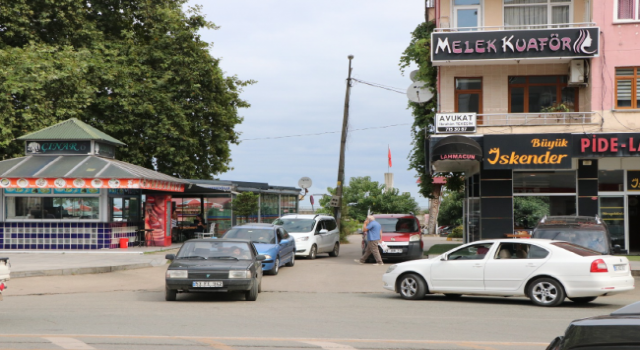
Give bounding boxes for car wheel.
[569,297,597,304]
[528,278,565,307]
[245,280,258,301]
[165,288,177,302]
[398,273,427,300]
[267,257,280,275]
[328,242,340,257]
[444,294,462,299]
[285,254,295,267]
[308,245,317,259]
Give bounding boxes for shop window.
[514,196,576,229]
[172,197,202,227]
[615,0,640,21]
[513,171,577,194]
[260,194,280,223]
[280,195,298,215]
[454,0,482,30]
[204,195,232,236]
[6,196,99,220]
[504,0,572,29]
[110,197,140,222]
[615,67,640,109]
[599,196,625,248]
[598,170,624,192]
[455,78,483,123]
[508,76,578,113]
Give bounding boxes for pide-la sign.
[431,27,599,64]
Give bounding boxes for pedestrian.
[355,215,384,265]
[171,210,179,242]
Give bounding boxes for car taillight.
[0,283,4,291]
[590,259,608,273]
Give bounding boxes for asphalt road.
[1,236,638,350]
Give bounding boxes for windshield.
[224,228,276,244]
[272,218,315,233]
[535,229,608,254]
[377,218,418,233]
[177,241,252,259]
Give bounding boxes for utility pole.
[334,55,354,226]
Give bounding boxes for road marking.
[43,337,96,350]
[301,341,357,349]
[193,338,237,350]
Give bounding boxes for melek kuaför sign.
[431,27,599,63]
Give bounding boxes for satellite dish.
[409,70,419,82]
[298,177,312,189]
[407,82,433,103]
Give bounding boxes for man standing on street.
[355,215,384,265]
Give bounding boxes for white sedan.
[382,239,635,307]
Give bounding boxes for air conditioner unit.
[568,60,586,86]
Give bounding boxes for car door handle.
[526,263,538,267]
[473,264,483,268]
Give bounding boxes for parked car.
[532,216,627,255]
[164,239,264,301]
[0,257,9,301]
[546,301,640,349]
[222,223,295,275]
[382,238,634,307]
[272,214,340,259]
[362,214,423,262]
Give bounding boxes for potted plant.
[540,103,570,123]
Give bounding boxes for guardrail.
[434,22,596,32]
[477,112,596,126]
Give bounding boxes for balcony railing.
[477,112,596,126]
[435,22,596,32]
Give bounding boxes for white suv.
[273,214,340,259]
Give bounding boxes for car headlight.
[166,270,188,278]
[386,265,398,274]
[263,254,272,260]
[295,236,309,242]
[229,270,251,279]
[409,234,420,242]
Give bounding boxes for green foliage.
[0,1,252,177]
[339,218,360,243]
[231,192,259,221]
[437,190,464,226]
[541,103,570,113]
[399,21,464,198]
[449,226,463,238]
[514,197,550,229]
[318,176,420,222]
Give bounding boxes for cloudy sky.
[188,1,428,208]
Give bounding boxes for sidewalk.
[0,244,181,278]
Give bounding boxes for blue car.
[222,223,296,275]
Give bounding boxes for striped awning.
[0,155,187,192]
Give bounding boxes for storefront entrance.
[628,196,640,253]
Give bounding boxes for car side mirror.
[165,254,175,260]
[440,255,448,261]
[256,255,266,261]
[280,239,289,245]
[547,336,563,350]
[318,229,329,235]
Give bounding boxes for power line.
[352,78,406,94]
[239,123,411,141]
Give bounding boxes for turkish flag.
[388,147,392,168]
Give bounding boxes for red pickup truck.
[361,214,424,262]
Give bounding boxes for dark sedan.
[165,239,265,301]
[546,301,640,350]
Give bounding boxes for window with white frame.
[454,0,482,30]
[504,0,572,28]
[616,0,640,21]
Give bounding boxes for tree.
[514,197,550,229]
[231,192,259,223]
[399,21,465,235]
[0,1,252,178]
[437,190,464,227]
[318,176,420,222]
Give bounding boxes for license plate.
[614,264,627,271]
[387,249,403,254]
[192,281,223,288]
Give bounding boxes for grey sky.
[188,1,428,207]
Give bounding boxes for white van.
[273,214,340,259]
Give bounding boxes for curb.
[10,261,166,279]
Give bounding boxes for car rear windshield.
[534,229,608,254]
[551,242,602,256]
[377,218,418,233]
[272,218,315,233]
[223,228,275,244]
